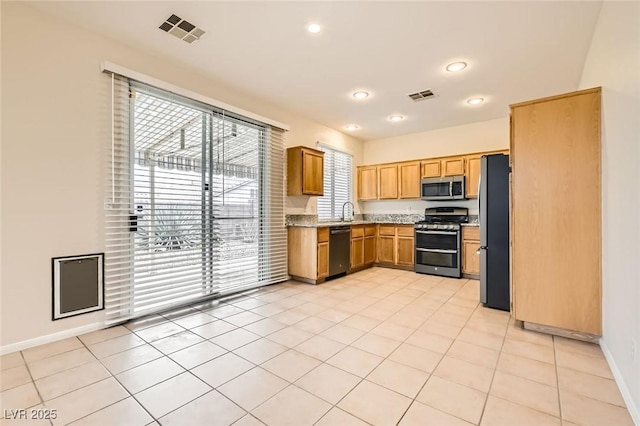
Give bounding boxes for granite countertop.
[461,223,480,227]
[288,220,416,228]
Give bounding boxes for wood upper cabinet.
[421,157,465,178]
[511,87,601,336]
[287,146,324,196]
[461,226,480,275]
[421,160,441,178]
[465,155,482,198]
[398,162,421,199]
[378,164,398,199]
[357,166,378,200]
[442,157,465,176]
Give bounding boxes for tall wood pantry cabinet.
[511,87,602,338]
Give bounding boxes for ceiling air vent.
[408,89,436,102]
[159,14,206,44]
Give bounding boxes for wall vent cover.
[408,89,436,102]
[159,14,205,44]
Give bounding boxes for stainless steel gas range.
[414,207,469,278]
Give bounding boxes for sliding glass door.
[130,89,262,315]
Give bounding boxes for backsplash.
[362,213,423,223]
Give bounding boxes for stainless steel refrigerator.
[479,154,510,311]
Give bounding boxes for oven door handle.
[416,248,457,254]
[415,230,458,235]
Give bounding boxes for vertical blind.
[104,74,287,323]
[317,145,353,220]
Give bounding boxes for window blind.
[104,74,287,324]
[317,145,353,220]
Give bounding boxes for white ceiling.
[27,1,602,141]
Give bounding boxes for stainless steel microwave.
[421,176,466,200]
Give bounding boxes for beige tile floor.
[0,268,634,426]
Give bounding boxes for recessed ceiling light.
[345,124,359,131]
[466,97,484,105]
[307,23,321,33]
[389,115,405,122]
[446,61,468,72]
[353,91,369,99]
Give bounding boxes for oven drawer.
[415,230,458,251]
[416,248,459,269]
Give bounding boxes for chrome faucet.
[341,201,355,222]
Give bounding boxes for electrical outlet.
[632,338,638,362]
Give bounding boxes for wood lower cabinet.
[377,236,395,264]
[288,223,414,282]
[378,165,398,199]
[398,162,421,199]
[317,242,329,279]
[287,146,324,196]
[462,226,480,275]
[377,225,414,268]
[364,236,376,265]
[358,166,378,200]
[288,227,330,283]
[396,236,415,266]
[350,225,365,270]
[511,87,602,336]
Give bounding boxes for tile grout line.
[76,333,158,425]
[552,335,564,422]
[15,349,53,426]
[474,309,510,426]
[396,279,493,426]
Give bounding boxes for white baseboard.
[0,322,107,355]
[600,338,640,425]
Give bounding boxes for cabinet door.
[358,166,378,200]
[351,237,364,269]
[302,150,324,195]
[317,242,329,278]
[465,155,482,198]
[442,157,465,176]
[462,240,480,274]
[364,236,376,265]
[421,160,441,178]
[398,162,421,199]
[378,236,395,264]
[378,164,398,199]
[396,236,415,266]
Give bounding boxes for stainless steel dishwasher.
[329,225,351,278]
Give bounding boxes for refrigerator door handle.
[477,173,482,226]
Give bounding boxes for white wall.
[578,1,640,420]
[363,117,509,165]
[0,2,363,349]
[362,117,509,214]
